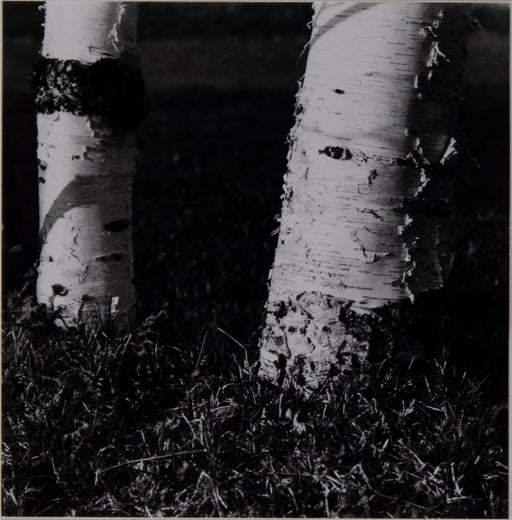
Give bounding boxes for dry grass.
[2,294,507,517]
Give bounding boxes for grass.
[2,289,508,517]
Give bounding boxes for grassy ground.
[2,304,508,517]
[2,3,509,517]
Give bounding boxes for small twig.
[100,449,206,472]
[217,326,246,350]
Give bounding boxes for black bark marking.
[52,283,68,296]
[357,207,384,220]
[104,219,130,232]
[368,169,378,188]
[319,146,352,160]
[276,354,287,387]
[38,176,46,184]
[275,301,287,320]
[283,187,294,202]
[333,88,345,94]
[293,355,307,386]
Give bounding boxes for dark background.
[3,2,509,399]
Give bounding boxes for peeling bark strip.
[36,2,139,329]
[32,58,145,130]
[259,2,468,389]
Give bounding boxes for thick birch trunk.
[259,2,468,388]
[34,2,143,329]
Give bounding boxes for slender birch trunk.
[34,2,144,330]
[259,2,468,389]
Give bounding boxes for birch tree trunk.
[259,2,468,389]
[34,2,144,330]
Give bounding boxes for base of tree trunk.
[259,289,448,390]
[36,113,136,333]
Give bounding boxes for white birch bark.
[259,2,468,388]
[36,2,138,328]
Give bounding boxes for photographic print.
[2,1,509,517]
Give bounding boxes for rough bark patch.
[259,290,449,391]
[32,58,145,130]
